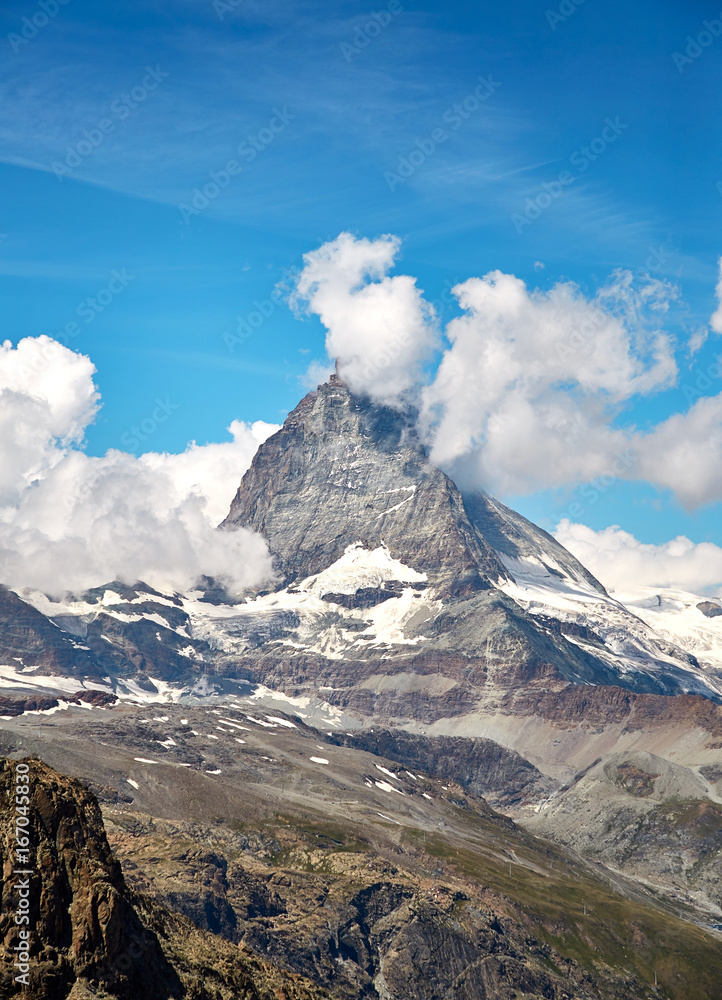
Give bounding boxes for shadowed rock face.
[220,377,686,701]
[0,586,105,681]
[326,728,556,810]
[461,490,607,595]
[0,757,180,1000]
[221,375,507,598]
[0,758,334,1000]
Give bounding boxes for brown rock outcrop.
[0,757,332,1000]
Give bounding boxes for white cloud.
[710,257,722,334]
[0,338,277,596]
[298,358,335,393]
[637,394,722,509]
[0,337,99,504]
[292,232,438,406]
[687,326,708,357]
[555,520,722,596]
[420,269,677,495]
[140,420,278,527]
[292,234,722,513]
[5,237,722,598]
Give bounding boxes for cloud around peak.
[293,233,722,513]
[291,231,439,406]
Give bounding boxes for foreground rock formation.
[2,736,721,1000]
[0,757,331,999]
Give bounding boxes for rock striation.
[220,376,716,705]
[222,374,508,597]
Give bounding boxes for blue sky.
[1,0,721,550]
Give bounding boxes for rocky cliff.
[222,374,507,597]
[0,757,332,999]
[218,376,719,705]
[4,718,721,1000]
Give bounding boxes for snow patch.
[375,780,404,795]
[266,715,296,728]
[302,542,426,598]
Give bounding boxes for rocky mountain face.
[326,727,556,810]
[1,375,721,962]
[222,374,608,602]
[217,376,720,706]
[222,375,507,598]
[528,749,722,919]
[3,713,722,1000]
[0,757,175,999]
[2,376,719,711]
[0,580,215,691]
[0,757,333,999]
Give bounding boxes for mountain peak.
[222,378,506,596]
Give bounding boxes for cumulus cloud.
[638,394,722,509]
[0,337,99,504]
[291,232,438,406]
[420,269,677,495]
[295,234,722,513]
[0,338,277,596]
[555,520,722,596]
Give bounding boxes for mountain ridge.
[1,376,721,950]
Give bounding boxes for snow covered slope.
[615,588,722,674]
[2,376,721,713]
[495,553,722,699]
